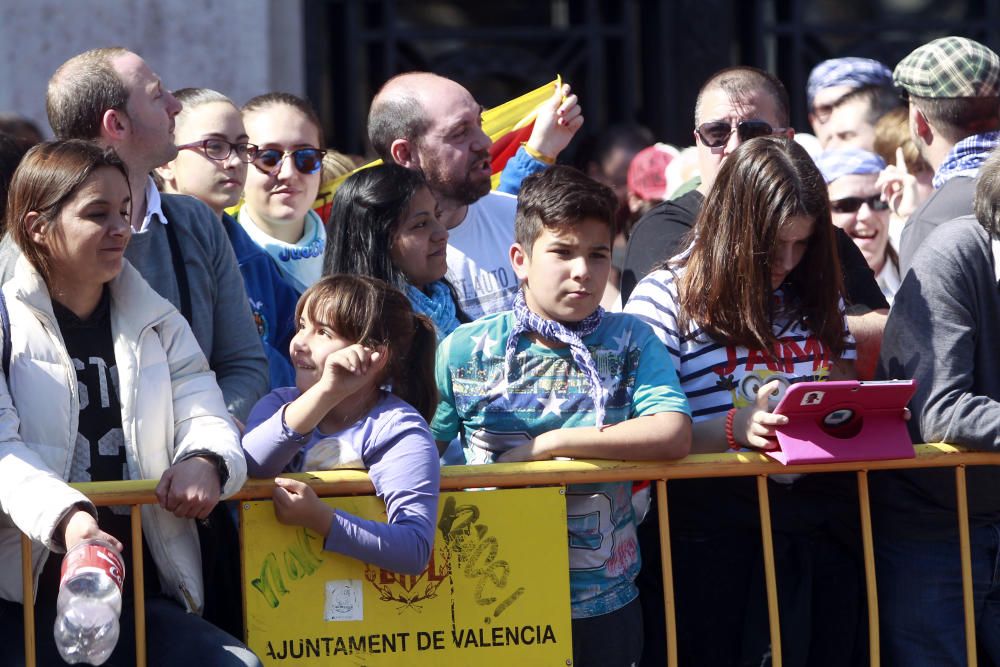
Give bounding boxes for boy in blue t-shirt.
[431,165,692,667]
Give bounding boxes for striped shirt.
[624,268,856,423]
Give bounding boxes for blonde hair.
[873,108,931,175]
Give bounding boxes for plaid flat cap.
[894,36,1000,98]
[807,58,893,107]
[815,148,886,184]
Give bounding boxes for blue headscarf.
[807,58,893,108]
[815,148,887,184]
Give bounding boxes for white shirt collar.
[992,238,1000,284]
[136,176,168,233]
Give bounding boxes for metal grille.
[755,0,1000,135]
[303,0,1000,153]
[303,0,642,156]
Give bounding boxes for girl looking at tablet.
[625,136,861,667]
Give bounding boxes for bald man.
[368,72,580,319]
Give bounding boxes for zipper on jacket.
[27,309,81,487]
[130,323,204,614]
[14,302,80,594]
[179,582,201,614]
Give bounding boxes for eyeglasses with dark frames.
[176,139,258,163]
[694,119,788,148]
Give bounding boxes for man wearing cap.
[807,57,895,146]
[874,144,1000,667]
[816,148,901,303]
[894,36,1000,274]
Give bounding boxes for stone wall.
[0,0,304,138]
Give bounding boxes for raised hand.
[316,344,387,400]
[876,147,919,219]
[525,82,584,161]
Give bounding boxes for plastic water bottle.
[53,540,125,665]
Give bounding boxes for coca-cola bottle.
[53,540,125,665]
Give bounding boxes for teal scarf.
[407,281,461,342]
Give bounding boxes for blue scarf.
[406,281,461,342]
[238,207,325,294]
[933,131,1000,189]
[503,290,607,426]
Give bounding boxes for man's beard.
[420,152,491,206]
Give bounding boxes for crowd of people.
[0,33,998,667]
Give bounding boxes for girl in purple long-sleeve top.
[242,275,440,575]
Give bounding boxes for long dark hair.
[296,274,438,421]
[676,136,846,356]
[324,163,425,291]
[323,163,468,322]
[7,139,129,281]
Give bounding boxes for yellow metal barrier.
[16,443,992,667]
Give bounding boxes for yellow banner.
[485,75,558,140]
[241,487,572,665]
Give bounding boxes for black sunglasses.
[253,148,326,175]
[830,195,890,214]
[694,120,787,148]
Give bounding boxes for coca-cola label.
[60,542,126,593]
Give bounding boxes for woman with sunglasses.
[240,93,327,295]
[157,88,298,389]
[816,148,901,304]
[626,137,865,666]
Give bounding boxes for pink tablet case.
[767,380,917,465]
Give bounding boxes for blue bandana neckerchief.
[503,289,607,426]
[407,281,461,342]
[933,131,1000,189]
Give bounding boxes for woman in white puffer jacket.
[0,140,259,666]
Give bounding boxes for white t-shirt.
[445,191,519,320]
[877,257,902,307]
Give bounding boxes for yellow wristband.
[522,143,556,165]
